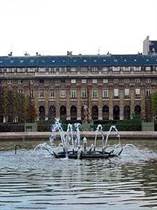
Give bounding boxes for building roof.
[0,54,157,68]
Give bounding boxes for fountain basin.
[53,149,122,159]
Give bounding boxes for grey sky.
[0,0,157,56]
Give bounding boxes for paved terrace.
[0,131,157,141]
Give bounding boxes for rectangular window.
[92,89,98,98]
[103,79,108,83]
[71,90,77,98]
[17,68,23,73]
[39,90,44,98]
[122,67,130,71]
[60,90,66,98]
[146,79,151,83]
[6,68,11,73]
[92,67,98,72]
[113,79,119,83]
[113,67,120,71]
[103,89,108,98]
[38,68,46,73]
[145,67,151,71]
[135,88,140,95]
[8,80,12,84]
[81,79,87,83]
[81,89,87,98]
[50,68,56,73]
[114,89,119,97]
[71,68,76,72]
[124,79,130,83]
[92,79,97,84]
[60,79,65,83]
[49,90,55,98]
[39,79,44,84]
[18,80,23,84]
[71,79,76,84]
[124,88,129,96]
[28,68,35,73]
[18,89,23,94]
[146,89,151,96]
[102,67,108,72]
[133,67,141,71]
[135,79,140,83]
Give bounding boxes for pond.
[0,140,157,210]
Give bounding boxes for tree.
[24,96,37,123]
[27,97,37,122]
[17,93,25,122]
[0,86,3,122]
[151,92,157,118]
[0,87,37,123]
[2,87,9,122]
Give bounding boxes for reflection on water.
[0,140,157,210]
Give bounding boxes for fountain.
[36,119,124,159]
[2,131,157,210]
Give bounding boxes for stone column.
[66,84,70,120]
[44,87,49,120]
[109,86,113,120]
[98,84,103,120]
[87,84,92,122]
[55,86,60,119]
[130,87,135,119]
[141,87,145,120]
[77,84,81,120]
[34,87,39,120]
[119,88,124,120]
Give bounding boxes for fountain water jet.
[94,124,105,149]
[36,119,123,159]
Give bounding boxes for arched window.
[48,106,56,121]
[39,106,45,120]
[113,105,120,120]
[102,105,109,120]
[134,105,141,117]
[70,105,77,121]
[92,105,98,121]
[124,105,130,120]
[60,105,67,121]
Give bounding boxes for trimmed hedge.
[0,119,142,132]
[90,119,141,131]
[0,123,24,132]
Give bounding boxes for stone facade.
[0,54,157,122]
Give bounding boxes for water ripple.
[0,141,157,210]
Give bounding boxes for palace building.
[0,38,157,122]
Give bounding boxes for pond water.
[0,140,157,210]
